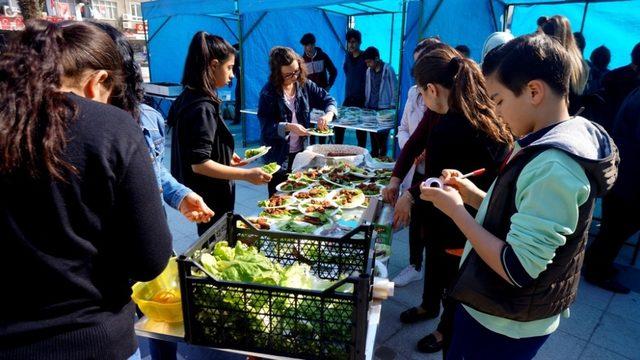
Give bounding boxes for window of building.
[129,2,142,21]
[93,0,117,20]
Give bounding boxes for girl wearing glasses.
[258,46,338,196]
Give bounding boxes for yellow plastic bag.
[131,257,183,323]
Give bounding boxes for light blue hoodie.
[364,62,397,110]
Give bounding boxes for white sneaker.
[392,265,423,287]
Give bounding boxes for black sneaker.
[417,333,443,353]
[399,307,440,324]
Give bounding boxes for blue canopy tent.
[142,0,406,145]
[400,0,640,103]
[142,0,639,146]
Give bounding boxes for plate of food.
[307,127,334,137]
[275,179,309,193]
[376,177,391,186]
[298,198,340,217]
[259,207,295,219]
[368,156,395,169]
[329,188,365,209]
[359,196,371,209]
[261,162,281,175]
[356,182,382,197]
[288,168,321,183]
[243,146,270,164]
[274,220,318,234]
[348,166,377,179]
[237,216,273,230]
[257,194,297,208]
[293,185,329,200]
[373,168,393,178]
[318,179,343,191]
[321,169,354,188]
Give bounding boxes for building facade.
[0,0,149,64]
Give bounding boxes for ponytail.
[182,31,236,100]
[0,20,77,180]
[448,56,513,145]
[414,46,513,145]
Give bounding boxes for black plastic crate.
[178,213,375,360]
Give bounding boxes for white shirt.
[397,85,427,189]
[284,91,303,153]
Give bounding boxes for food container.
[306,144,369,167]
[177,214,376,359]
[131,258,183,323]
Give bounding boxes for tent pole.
[221,18,239,42]
[580,1,590,33]
[147,16,172,44]
[322,10,347,52]
[389,13,395,64]
[143,15,152,83]
[489,0,499,32]
[237,10,247,147]
[243,12,267,42]
[419,0,445,38]
[394,0,408,158]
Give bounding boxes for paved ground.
[138,120,640,359]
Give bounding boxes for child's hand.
[419,183,465,219]
[441,169,485,209]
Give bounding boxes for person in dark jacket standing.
[393,45,512,355]
[335,28,368,145]
[300,33,337,91]
[601,42,640,131]
[421,34,618,360]
[169,32,271,235]
[258,46,338,196]
[300,33,337,146]
[0,20,173,360]
[584,86,640,294]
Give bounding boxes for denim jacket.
[140,104,191,209]
[258,80,337,166]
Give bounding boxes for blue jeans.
[447,304,550,360]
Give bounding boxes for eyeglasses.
[283,69,300,79]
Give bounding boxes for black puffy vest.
[449,145,598,321]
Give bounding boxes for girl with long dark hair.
[169,32,271,235]
[394,45,512,354]
[0,20,172,359]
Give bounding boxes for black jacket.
[611,86,640,200]
[302,47,337,90]
[0,94,172,359]
[450,118,619,321]
[408,111,510,250]
[168,88,235,222]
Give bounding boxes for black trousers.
[333,128,366,146]
[421,246,460,319]
[370,130,390,158]
[584,192,640,278]
[409,171,427,270]
[309,136,327,145]
[268,152,301,197]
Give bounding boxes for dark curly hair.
[0,20,124,180]
[89,21,145,121]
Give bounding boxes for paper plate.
[243,146,271,164]
[275,181,309,193]
[328,188,365,209]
